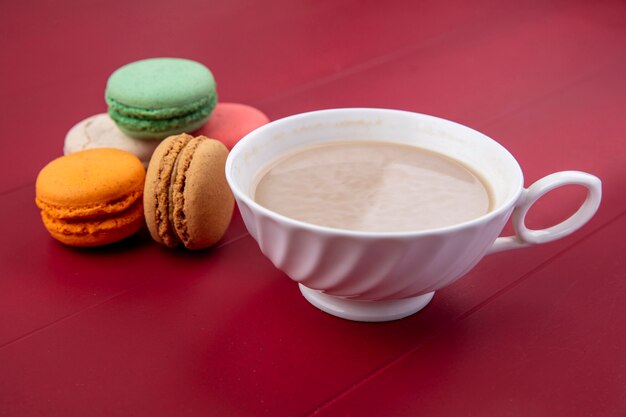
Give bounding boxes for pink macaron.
[196,102,270,149]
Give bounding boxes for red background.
[1,0,625,416]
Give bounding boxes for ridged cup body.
[226,109,523,301]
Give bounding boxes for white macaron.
[64,113,162,167]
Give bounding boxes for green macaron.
[105,58,217,139]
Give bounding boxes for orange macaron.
[35,148,146,247]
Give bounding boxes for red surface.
[1,1,625,416]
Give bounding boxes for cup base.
[298,284,435,322]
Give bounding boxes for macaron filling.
[169,137,203,246]
[106,95,214,120]
[107,93,216,136]
[36,190,143,220]
[41,199,144,237]
[153,135,205,248]
[153,135,192,247]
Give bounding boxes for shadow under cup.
[225,108,531,321]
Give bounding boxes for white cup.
[225,108,601,322]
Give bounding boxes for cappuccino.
[253,141,493,232]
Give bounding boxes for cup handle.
[488,171,602,254]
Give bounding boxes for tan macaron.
[144,134,234,249]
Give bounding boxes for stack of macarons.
[64,57,270,166]
[37,57,269,249]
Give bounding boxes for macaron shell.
[196,102,269,149]
[174,137,234,249]
[64,113,161,167]
[36,149,145,213]
[40,199,144,247]
[105,58,216,109]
